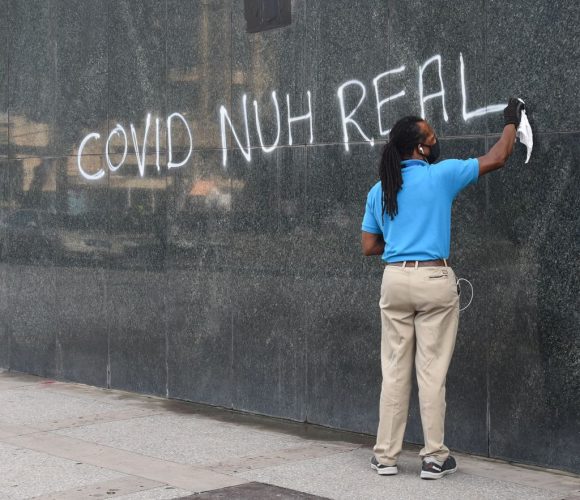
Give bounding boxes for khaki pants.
[373,264,459,466]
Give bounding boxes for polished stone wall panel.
[0,157,10,211]
[232,272,306,420]
[304,143,380,278]
[304,272,381,434]
[166,0,232,151]
[486,132,580,472]
[106,119,167,274]
[166,150,233,407]
[8,1,55,159]
[0,265,8,368]
[388,0,490,137]
[54,1,108,158]
[3,157,59,262]
[486,0,580,134]
[166,268,233,408]
[304,143,382,432]
[229,146,307,277]
[230,146,307,419]
[52,153,109,387]
[305,1,389,146]
[230,148,281,272]
[231,0,308,149]
[0,154,8,367]
[0,22,8,158]
[55,267,108,387]
[107,0,166,155]
[107,268,167,396]
[3,154,64,377]
[7,265,57,378]
[166,150,231,271]
[106,145,168,395]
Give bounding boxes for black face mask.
[422,141,440,163]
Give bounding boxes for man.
[361,99,524,479]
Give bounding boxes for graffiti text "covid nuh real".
[77,52,503,181]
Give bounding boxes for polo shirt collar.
[401,159,428,168]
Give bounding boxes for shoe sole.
[420,467,457,480]
[371,463,398,475]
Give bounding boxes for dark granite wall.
[0,0,578,473]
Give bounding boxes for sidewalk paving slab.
[177,482,329,499]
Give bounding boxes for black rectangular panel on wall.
[244,0,291,33]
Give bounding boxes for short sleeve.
[452,158,479,196]
[434,158,479,199]
[361,189,382,234]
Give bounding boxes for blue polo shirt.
[361,158,479,262]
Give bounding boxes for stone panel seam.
[28,476,165,500]
[0,430,248,492]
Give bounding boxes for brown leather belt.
[386,259,448,267]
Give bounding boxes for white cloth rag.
[517,108,533,163]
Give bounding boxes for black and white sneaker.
[370,456,398,475]
[420,456,457,479]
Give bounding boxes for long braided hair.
[379,116,426,220]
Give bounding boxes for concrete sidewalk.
[0,371,578,500]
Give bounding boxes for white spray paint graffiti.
[76,52,506,181]
[155,117,161,171]
[167,112,193,169]
[106,124,127,172]
[77,133,104,180]
[337,80,375,151]
[220,94,251,165]
[254,91,281,153]
[286,90,313,147]
[130,112,151,178]
[373,65,406,137]
[419,54,449,123]
[459,52,504,120]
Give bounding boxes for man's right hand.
[479,98,523,176]
[503,97,525,127]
